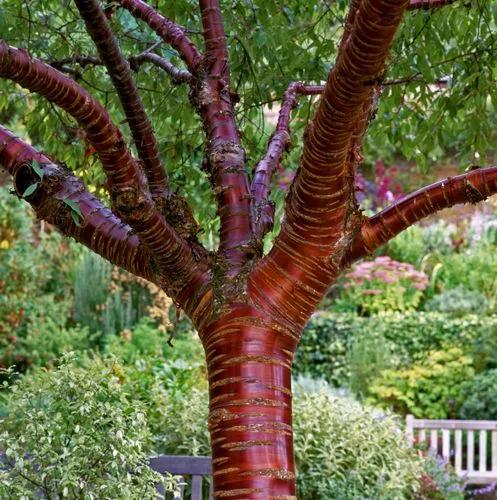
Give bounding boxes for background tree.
[0,0,496,497]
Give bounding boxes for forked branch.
[0,125,154,282]
[74,0,168,202]
[116,0,202,71]
[0,43,207,298]
[345,166,497,264]
[248,0,410,329]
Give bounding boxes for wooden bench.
[406,415,497,485]
[1,453,213,499]
[149,455,213,499]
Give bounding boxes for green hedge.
[294,312,497,385]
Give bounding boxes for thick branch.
[408,0,454,9]
[188,2,252,275]
[199,0,230,84]
[0,43,208,299]
[0,42,144,194]
[0,125,153,282]
[345,166,497,264]
[73,0,168,201]
[116,0,202,72]
[250,83,324,241]
[248,0,409,330]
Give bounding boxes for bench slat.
[149,456,212,475]
[480,431,488,472]
[493,431,497,471]
[468,431,475,472]
[442,429,450,461]
[191,475,203,500]
[455,430,462,473]
[430,430,438,455]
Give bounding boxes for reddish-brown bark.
[251,83,324,241]
[346,166,497,264]
[0,125,153,282]
[74,0,169,203]
[0,0,490,497]
[199,304,298,499]
[116,0,202,71]
[0,43,208,301]
[249,0,410,327]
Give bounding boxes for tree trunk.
[200,304,300,498]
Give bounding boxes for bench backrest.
[406,415,497,484]
[149,455,213,499]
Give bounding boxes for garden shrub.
[347,329,396,399]
[424,285,489,316]
[1,294,84,370]
[0,355,173,499]
[74,250,173,345]
[384,225,427,265]
[367,348,474,419]
[333,256,429,315]
[416,454,464,499]
[20,315,91,368]
[105,317,204,366]
[105,317,170,363]
[0,187,81,371]
[100,328,208,455]
[433,244,497,308]
[384,221,457,266]
[293,381,424,499]
[294,313,354,386]
[294,311,497,386]
[459,369,497,420]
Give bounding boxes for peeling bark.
[250,0,410,324]
[0,42,207,298]
[345,166,497,264]
[0,0,492,497]
[199,304,299,499]
[0,125,153,282]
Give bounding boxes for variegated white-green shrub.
[292,379,424,499]
[0,355,175,499]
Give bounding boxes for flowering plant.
[355,160,405,210]
[335,256,429,315]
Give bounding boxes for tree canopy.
[0,1,495,246]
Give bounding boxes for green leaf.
[70,210,82,227]
[63,199,83,227]
[31,161,44,181]
[22,183,39,198]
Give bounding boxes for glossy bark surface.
[0,0,492,497]
[200,304,299,498]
